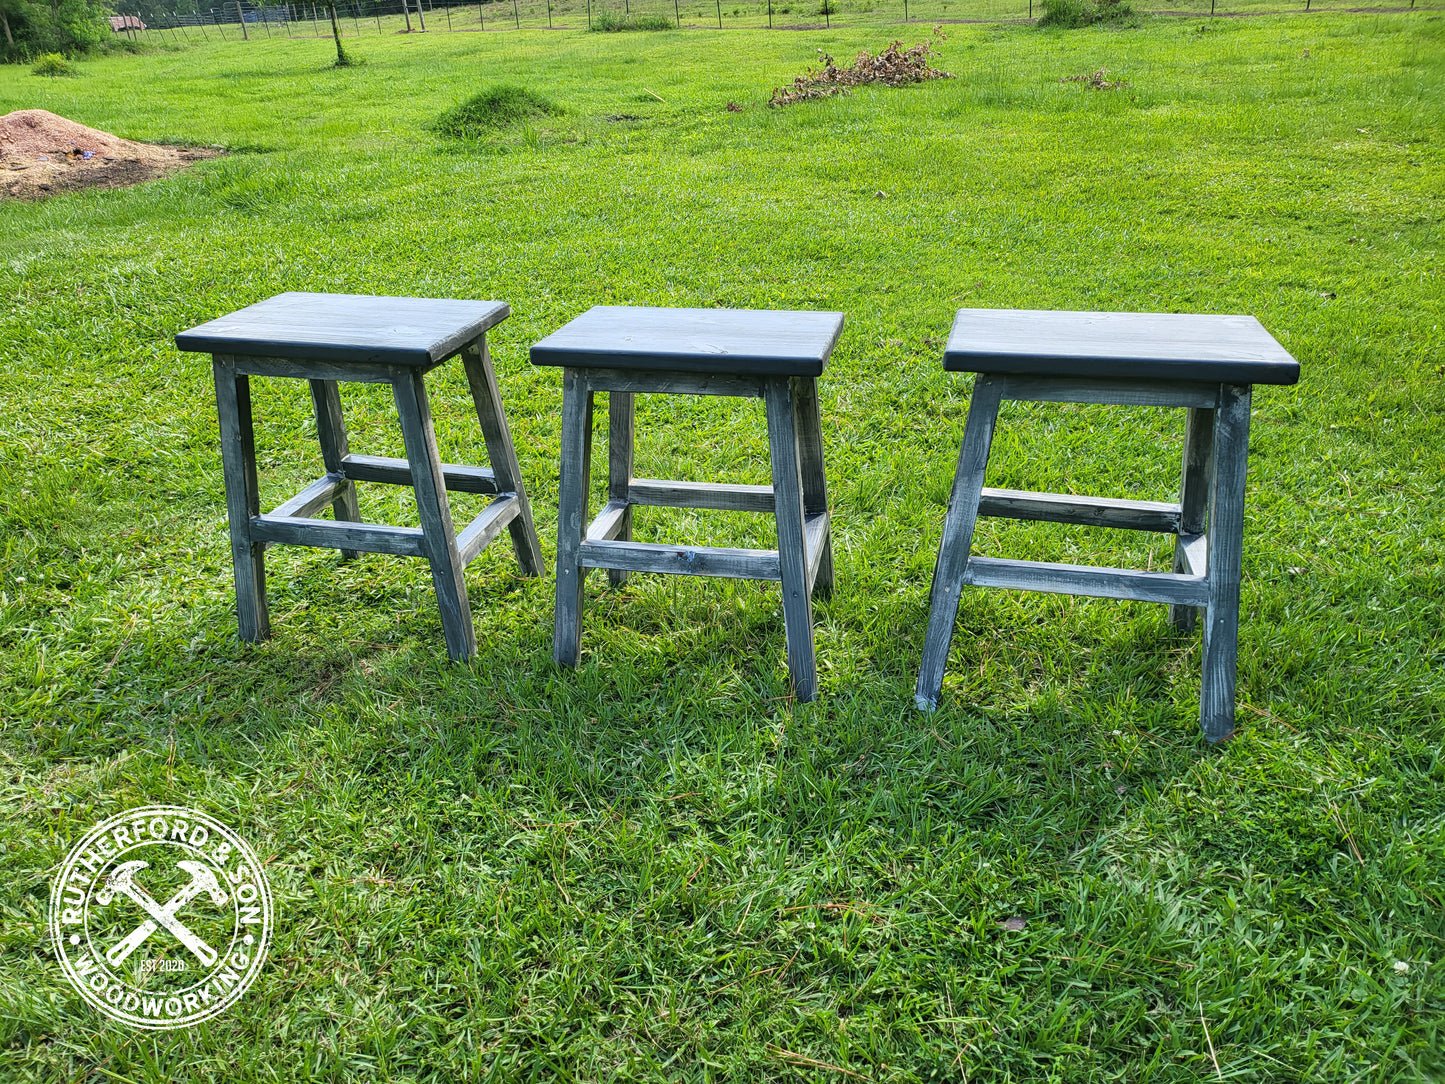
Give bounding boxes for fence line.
[117,0,1437,39]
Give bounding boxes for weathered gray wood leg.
[392,367,476,662]
[606,391,635,588]
[792,375,834,599]
[553,369,594,667]
[915,374,1005,711]
[764,377,818,702]
[461,337,544,577]
[308,378,362,560]
[1199,384,1251,742]
[213,358,270,642]
[1170,404,1216,632]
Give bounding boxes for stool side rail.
[270,474,350,520]
[577,367,767,400]
[341,453,499,496]
[978,487,1182,533]
[995,374,1220,410]
[457,496,523,567]
[250,514,427,557]
[217,352,408,385]
[627,479,776,514]
[578,539,782,581]
[962,556,1210,607]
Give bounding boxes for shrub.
[3,0,109,63]
[590,10,674,30]
[32,52,78,77]
[429,85,563,139]
[1037,0,1135,27]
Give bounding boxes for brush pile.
[769,32,953,108]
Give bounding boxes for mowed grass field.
[1,13,1442,1082]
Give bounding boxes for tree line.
[1,0,119,60]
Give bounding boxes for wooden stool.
[914,309,1300,741]
[531,306,843,702]
[177,292,544,660]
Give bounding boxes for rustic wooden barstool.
[915,308,1300,741]
[177,292,543,660]
[531,305,843,702]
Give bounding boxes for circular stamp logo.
[49,805,272,1030]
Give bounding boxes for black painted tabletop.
[530,306,846,376]
[175,292,510,366]
[944,309,1300,385]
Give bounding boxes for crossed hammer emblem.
[94,860,229,968]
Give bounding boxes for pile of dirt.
[0,109,221,200]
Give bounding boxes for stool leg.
[554,369,594,667]
[792,376,834,599]
[308,379,362,561]
[1170,404,1216,632]
[462,338,544,578]
[606,391,635,588]
[1200,384,1251,742]
[915,375,1004,711]
[213,359,269,642]
[392,367,476,662]
[765,377,818,702]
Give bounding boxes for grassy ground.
[1,12,1443,1082]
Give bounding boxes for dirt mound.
[0,109,221,201]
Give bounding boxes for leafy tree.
[1,0,111,60]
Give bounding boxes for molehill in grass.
[430,86,565,139]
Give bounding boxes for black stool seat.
[177,292,510,368]
[531,306,844,376]
[179,291,542,661]
[944,309,1301,386]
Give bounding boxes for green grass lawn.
[1,12,1442,1081]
